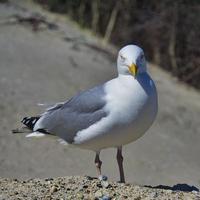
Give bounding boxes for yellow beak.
[128,63,138,76]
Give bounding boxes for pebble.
[101,196,111,200]
[101,181,109,188]
[98,175,108,181]
[50,186,58,193]
[76,193,84,199]
[47,181,52,185]
[82,184,88,189]
[97,183,103,188]
[95,190,103,198]
[85,176,94,181]
[45,178,54,181]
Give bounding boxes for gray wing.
[34,84,108,143]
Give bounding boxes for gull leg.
[117,146,125,183]
[95,151,102,177]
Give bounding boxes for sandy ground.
[0,0,200,189]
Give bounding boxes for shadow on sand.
[145,183,199,192]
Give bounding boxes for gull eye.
[120,54,126,62]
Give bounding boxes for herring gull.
[13,45,158,183]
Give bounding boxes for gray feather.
[35,84,108,143]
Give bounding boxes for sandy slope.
[0,0,200,189]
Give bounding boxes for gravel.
[1,0,200,190]
[0,176,199,200]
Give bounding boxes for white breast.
[74,74,158,151]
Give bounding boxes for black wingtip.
[21,116,40,130]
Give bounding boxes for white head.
[117,45,147,77]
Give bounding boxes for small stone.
[45,194,52,199]
[98,175,108,181]
[134,196,141,200]
[101,195,111,200]
[82,184,88,189]
[76,193,84,199]
[101,181,109,188]
[47,181,52,185]
[40,189,45,193]
[95,190,103,198]
[50,186,57,193]
[86,189,90,194]
[78,186,84,192]
[45,178,53,181]
[85,176,94,181]
[97,183,103,188]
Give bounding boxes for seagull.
[13,45,158,183]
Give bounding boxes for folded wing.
[34,85,108,143]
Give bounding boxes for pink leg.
[95,151,102,176]
[117,146,125,183]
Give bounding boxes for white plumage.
[18,45,158,183]
[74,73,157,150]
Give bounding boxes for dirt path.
[0,0,200,189]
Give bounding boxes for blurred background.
[0,0,200,188]
[36,0,200,89]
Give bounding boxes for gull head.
[117,45,147,77]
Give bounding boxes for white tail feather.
[26,132,45,138]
